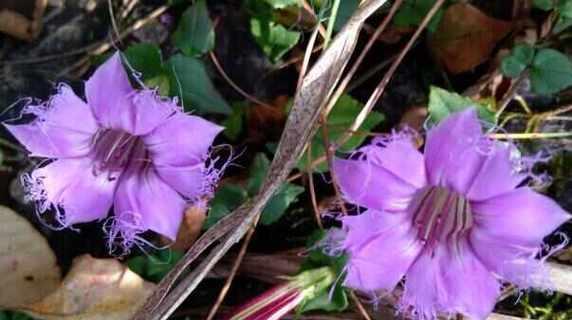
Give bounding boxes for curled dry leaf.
[430,3,512,74]
[171,205,207,250]
[21,255,155,320]
[0,205,61,309]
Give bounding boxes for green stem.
[324,0,341,47]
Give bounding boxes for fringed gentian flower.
[4,52,223,251]
[330,108,569,319]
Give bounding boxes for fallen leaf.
[247,96,288,143]
[22,255,155,320]
[0,205,61,308]
[171,205,207,250]
[430,3,512,74]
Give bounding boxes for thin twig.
[297,26,321,92]
[209,51,275,110]
[349,291,372,320]
[324,0,342,47]
[107,0,123,45]
[325,0,403,115]
[205,222,258,320]
[319,113,348,215]
[489,132,572,139]
[56,5,169,78]
[301,0,328,38]
[340,0,446,143]
[495,72,528,120]
[306,143,324,229]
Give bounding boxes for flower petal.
[30,157,116,225]
[113,165,187,242]
[86,53,179,135]
[333,157,419,212]
[85,52,134,128]
[4,86,98,158]
[471,227,547,288]
[365,135,427,188]
[403,240,500,319]
[471,187,570,245]
[466,143,525,201]
[342,210,422,292]
[145,112,223,167]
[424,108,486,194]
[152,162,206,200]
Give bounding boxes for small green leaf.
[127,249,184,282]
[167,54,231,114]
[222,104,245,141]
[298,282,348,313]
[533,0,556,10]
[428,86,495,124]
[250,17,301,62]
[247,153,271,195]
[501,44,536,78]
[145,74,171,96]
[554,14,572,32]
[559,0,572,17]
[394,0,444,32]
[261,183,304,225]
[173,0,215,56]
[204,185,248,228]
[124,43,164,78]
[298,95,384,172]
[530,48,572,95]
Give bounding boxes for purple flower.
[4,52,223,251]
[331,108,570,319]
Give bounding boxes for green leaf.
[145,74,171,96]
[222,104,245,141]
[124,43,164,78]
[298,95,384,172]
[530,48,572,95]
[394,0,444,32]
[204,184,248,228]
[298,281,348,313]
[127,249,184,282]
[554,14,572,32]
[250,17,301,62]
[501,44,536,78]
[319,0,359,32]
[559,0,572,17]
[247,153,271,195]
[428,86,496,124]
[533,0,556,10]
[167,54,231,114]
[173,0,215,56]
[261,183,304,225]
[296,230,349,313]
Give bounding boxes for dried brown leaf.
[22,255,155,320]
[171,205,207,250]
[430,3,512,74]
[0,205,61,308]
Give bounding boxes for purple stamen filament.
[411,186,473,255]
[91,129,146,177]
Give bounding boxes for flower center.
[410,186,473,250]
[91,129,145,178]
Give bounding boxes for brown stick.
[205,221,258,320]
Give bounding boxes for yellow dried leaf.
[22,255,155,320]
[0,205,60,308]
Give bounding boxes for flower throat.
[411,186,473,252]
[91,129,146,176]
